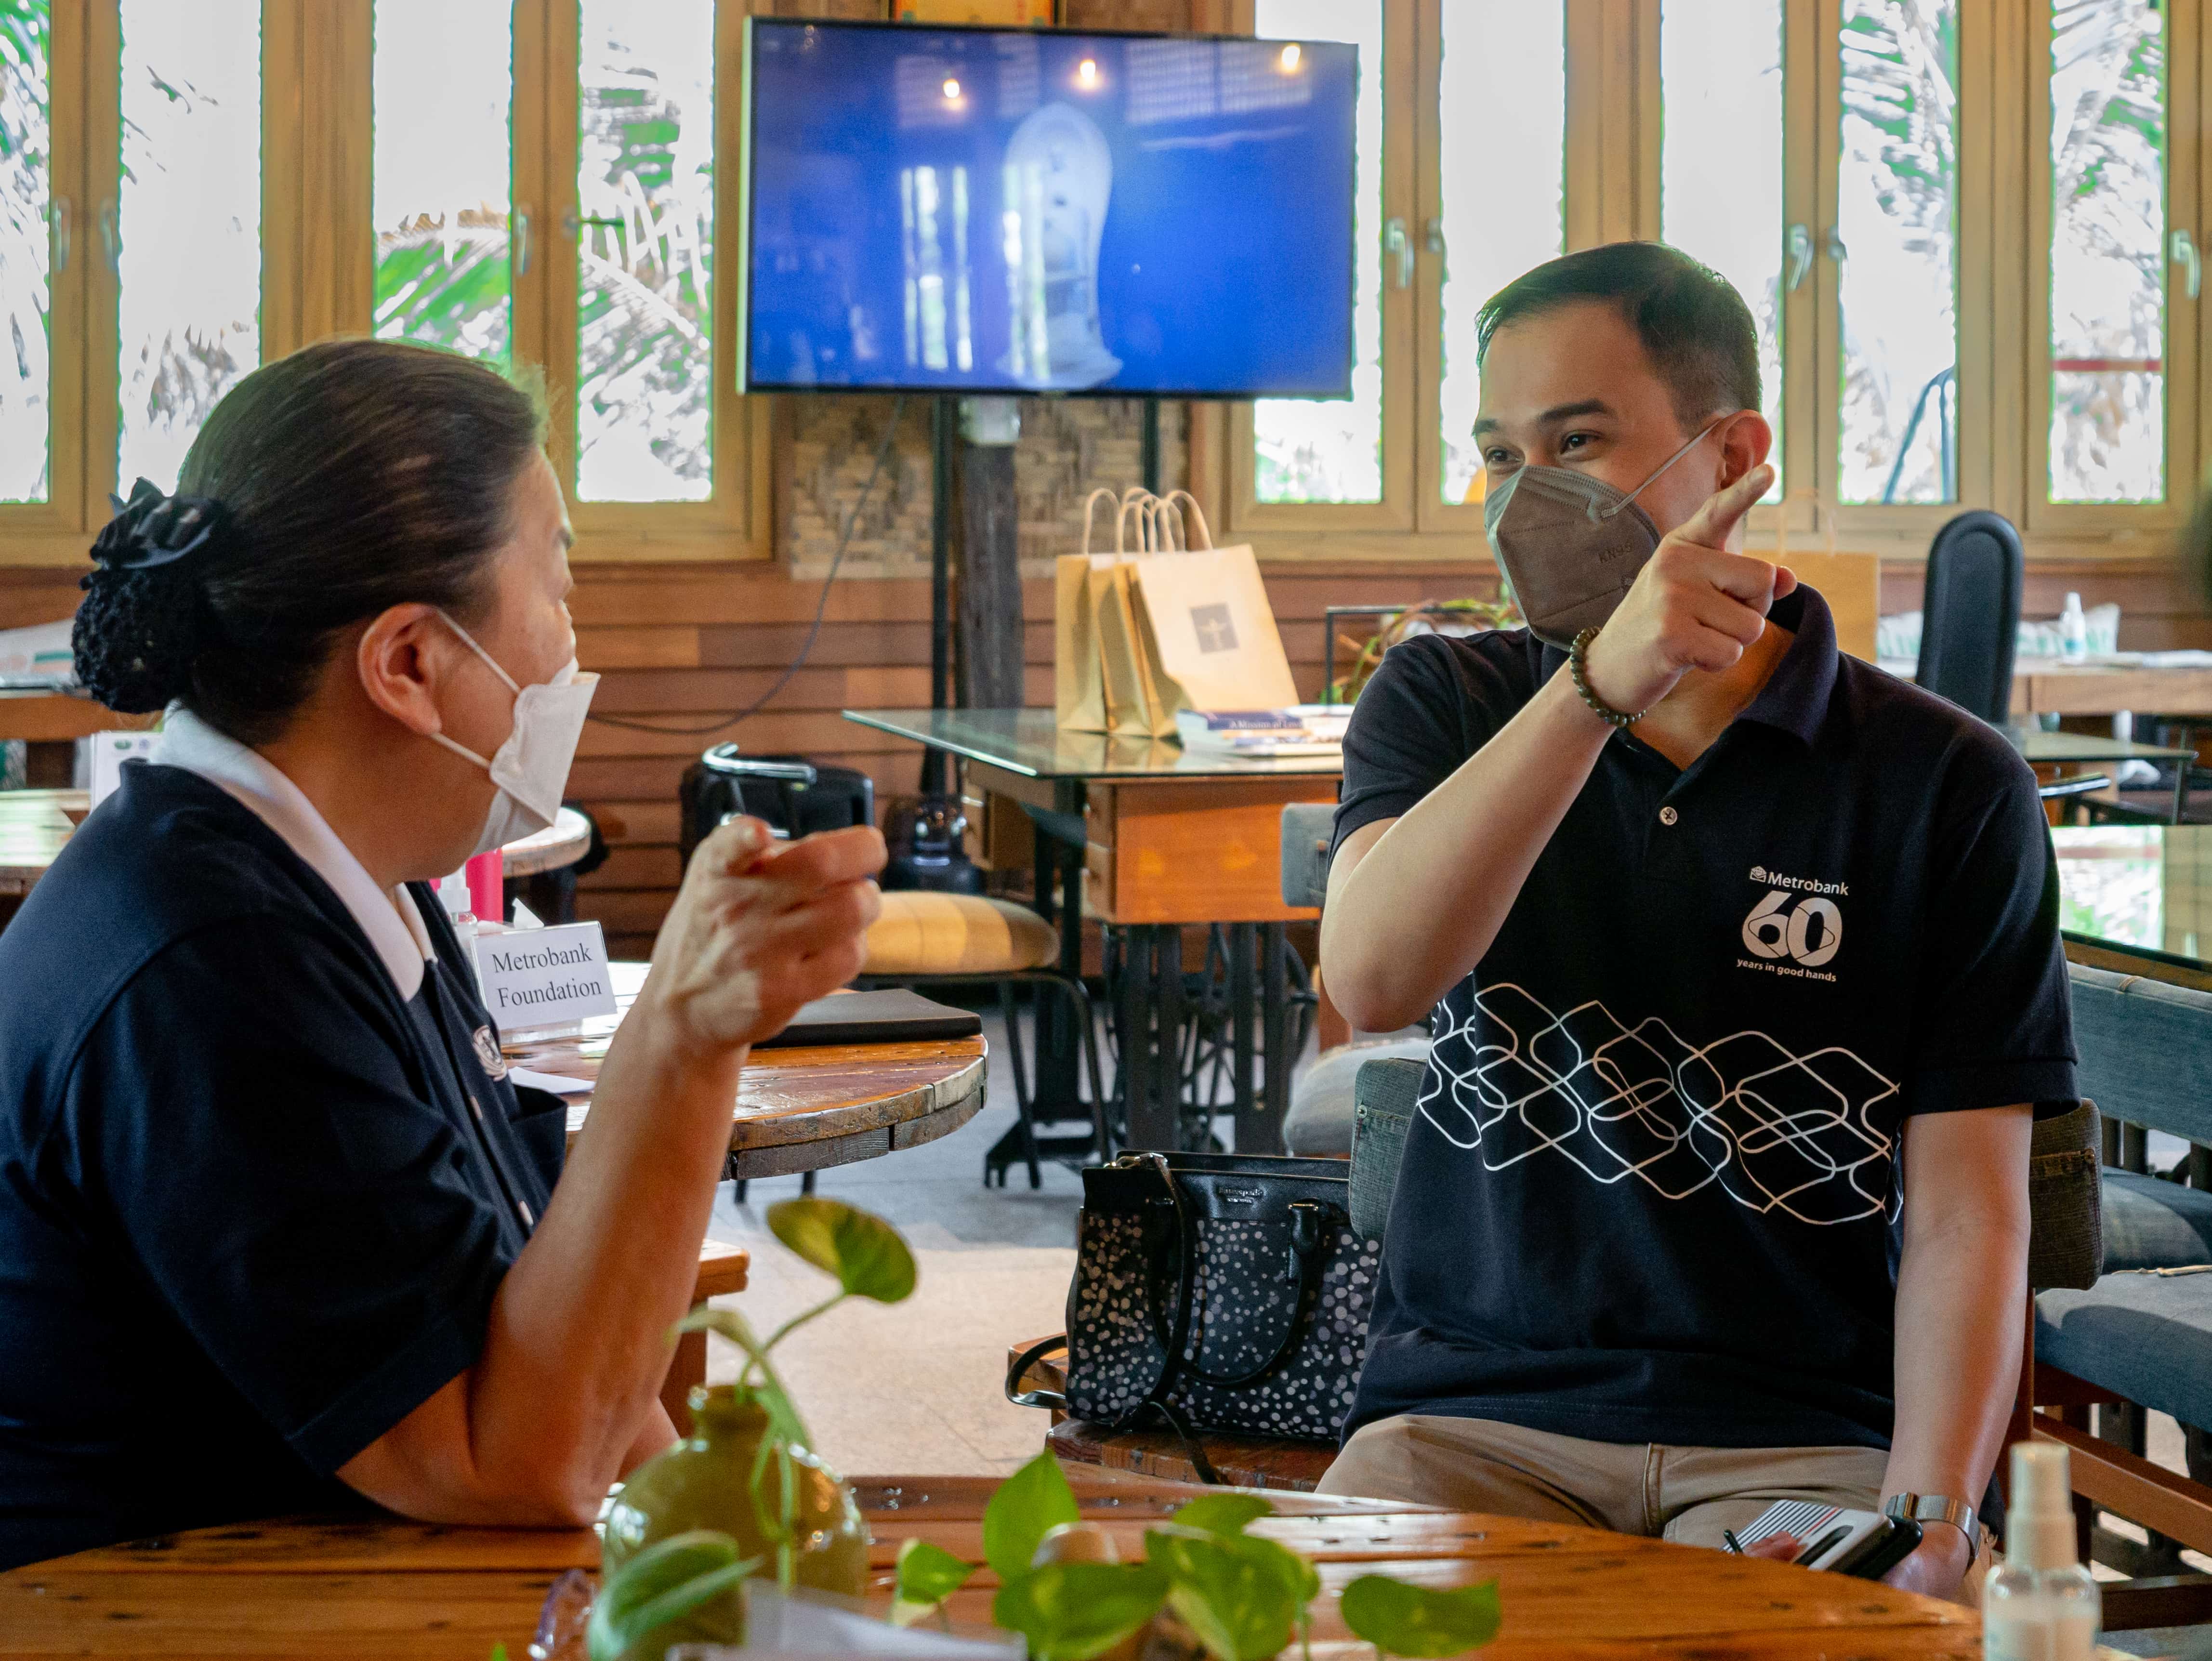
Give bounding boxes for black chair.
[677,747,874,1201]
[1917,510,2024,723]
[678,746,875,861]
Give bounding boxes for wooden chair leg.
[661,1330,707,1435]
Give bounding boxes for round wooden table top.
[521,969,988,1179]
[498,805,594,877]
[0,1469,1979,1660]
[0,794,593,895]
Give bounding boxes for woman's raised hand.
[640,817,886,1058]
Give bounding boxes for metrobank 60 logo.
[1741,888,1843,968]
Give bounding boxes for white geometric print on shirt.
[1419,984,1900,1226]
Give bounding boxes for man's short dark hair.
[1475,241,1761,432]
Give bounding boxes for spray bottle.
[1983,1441,2099,1660]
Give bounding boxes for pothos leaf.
[1145,1527,1312,1661]
[991,1561,1167,1661]
[895,1536,978,1605]
[1338,1575,1502,1658]
[982,1451,1082,1582]
[1171,1493,1276,1537]
[584,1529,754,1661]
[767,1197,917,1303]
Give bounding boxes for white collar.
[157,706,436,1000]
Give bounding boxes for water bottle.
[2058,592,2089,663]
[1983,1441,2099,1660]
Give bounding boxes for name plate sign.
[472,921,619,1030]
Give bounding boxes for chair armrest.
[1280,803,1337,909]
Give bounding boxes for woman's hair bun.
[72,562,206,714]
[71,481,227,714]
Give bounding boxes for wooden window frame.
[2022,0,2201,545]
[542,0,770,562]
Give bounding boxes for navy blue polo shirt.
[0,765,566,1569]
[1334,585,2075,1453]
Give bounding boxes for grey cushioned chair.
[1277,803,1432,1156]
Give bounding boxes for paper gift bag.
[1053,488,1124,731]
[1120,492,1300,727]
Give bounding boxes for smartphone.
[1735,1499,1923,1580]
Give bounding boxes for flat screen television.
[738,18,1357,398]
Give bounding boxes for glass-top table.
[841,707,1345,782]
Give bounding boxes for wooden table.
[1879,655,2212,719]
[498,805,593,877]
[0,793,598,919]
[0,1470,1981,1659]
[523,964,989,1182]
[0,686,143,744]
[0,787,76,898]
[845,708,1337,1156]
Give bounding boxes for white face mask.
[427,612,598,857]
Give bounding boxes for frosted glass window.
[1837,0,1960,505]
[373,0,513,363]
[2048,0,2167,505]
[1252,0,1380,504]
[576,0,715,503]
[1438,0,1565,506]
[0,1,49,504]
[1660,0,1785,501]
[117,0,261,492]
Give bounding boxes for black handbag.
[1007,1150,1383,1465]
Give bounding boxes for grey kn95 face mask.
[1482,420,1724,649]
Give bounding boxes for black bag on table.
[1009,1151,1384,1460]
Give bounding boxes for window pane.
[1660,0,1785,502]
[117,0,262,492]
[575,0,714,503]
[373,0,512,362]
[1252,0,1379,504]
[1837,0,1959,506]
[1438,1,1565,506]
[2048,0,2166,505]
[0,1,49,504]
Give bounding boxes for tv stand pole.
[1140,396,1160,495]
[923,395,956,797]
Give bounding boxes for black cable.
[587,394,909,738]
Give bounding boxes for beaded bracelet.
[1569,626,1649,728]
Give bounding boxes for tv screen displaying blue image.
[739,19,1357,398]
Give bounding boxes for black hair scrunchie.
[72,479,233,714]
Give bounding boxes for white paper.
[662,1582,1023,1661]
[88,731,162,808]
[505,1066,594,1096]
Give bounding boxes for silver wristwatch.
[1883,1492,1978,1556]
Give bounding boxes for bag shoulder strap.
[1005,1333,1069,1411]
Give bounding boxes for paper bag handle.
[1080,487,1121,558]
[1156,489,1214,552]
[1118,488,1164,554]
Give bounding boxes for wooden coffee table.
[0,1469,1981,1658]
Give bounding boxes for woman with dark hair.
[0,339,883,1570]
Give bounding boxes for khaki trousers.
[1317,1413,1889,1552]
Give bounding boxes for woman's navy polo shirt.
[1335,585,2076,1453]
[0,764,566,1569]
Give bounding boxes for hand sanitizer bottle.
[1983,1441,2099,1660]
[2058,592,2089,663]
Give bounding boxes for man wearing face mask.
[0,342,885,1570]
[1315,243,2072,1606]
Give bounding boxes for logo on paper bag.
[1190,602,1239,654]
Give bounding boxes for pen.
[1722,1529,1744,1556]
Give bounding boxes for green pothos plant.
[585,1199,1503,1661]
[665,1197,916,1591]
